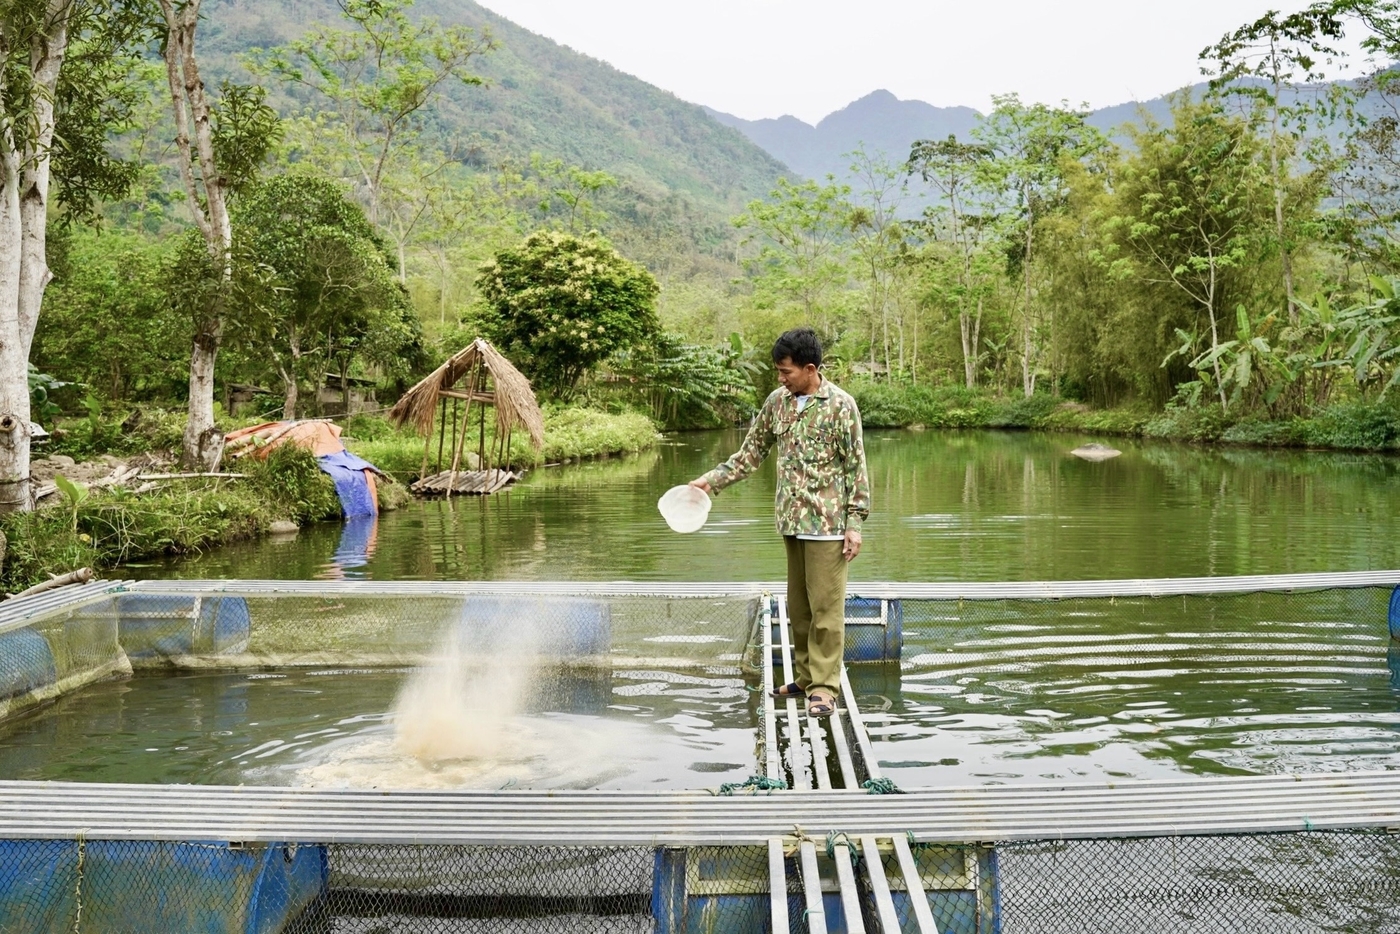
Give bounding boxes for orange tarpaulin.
[224,420,350,459]
[224,420,380,515]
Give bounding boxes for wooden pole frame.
[447,361,481,494]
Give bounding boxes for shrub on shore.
[0,446,338,592]
[846,380,1400,452]
[343,407,659,482]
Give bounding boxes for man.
[690,327,869,719]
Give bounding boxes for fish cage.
[0,570,1399,932]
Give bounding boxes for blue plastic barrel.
[0,839,326,933]
[456,595,611,657]
[0,629,57,701]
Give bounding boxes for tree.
[34,227,188,401]
[0,0,148,511]
[1113,97,1275,409]
[1201,5,1352,324]
[230,174,412,419]
[159,0,280,469]
[735,177,853,337]
[847,148,910,379]
[250,0,495,229]
[477,230,660,398]
[976,94,1107,397]
[907,135,998,387]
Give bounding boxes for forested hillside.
[199,0,787,230]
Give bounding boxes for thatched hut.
[389,338,544,495]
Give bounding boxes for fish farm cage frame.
[1,570,1400,933]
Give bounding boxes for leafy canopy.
[477,230,659,397]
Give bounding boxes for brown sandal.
[806,690,836,719]
[770,681,806,699]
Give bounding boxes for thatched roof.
[388,338,545,449]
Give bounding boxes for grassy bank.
[848,382,1400,451]
[0,446,341,592]
[344,407,660,482]
[0,405,660,591]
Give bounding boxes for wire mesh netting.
[1,580,1399,930]
[994,830,1400,934]
[897,586,1393,652]
[46,591,768,671]
[5,831,1395,932]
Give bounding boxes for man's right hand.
[688,479,712,494]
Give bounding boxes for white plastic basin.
[658,484,712,534]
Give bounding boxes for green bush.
[0,446,341,592]
[1142,404,1233,443]
[1297,402,1400,450]
[246,445,341,523]
[540,407,657,461]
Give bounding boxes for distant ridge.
[705,90,982,179]
[706,88,1185,186]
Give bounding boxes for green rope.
[863,777,904,795]
[825,831,858,862]
[714,775,788,796]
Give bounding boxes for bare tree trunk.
[1021,208,1035,398]
[280,369,297,421]
[0,0,73,513]
[1207,260,1227,409]
[0,137,28,513]
[187,321,224,465]
[161,0,233,471]
[960,311,976,388]
[1268,96,1297,325]
[279,331,302,420]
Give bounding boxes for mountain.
[706,90,981,180]
[198,0,789,244]
[706,88,1190,189]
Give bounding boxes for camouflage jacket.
[700,379,870,537]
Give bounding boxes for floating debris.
[1070,443,1122,462]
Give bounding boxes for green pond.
[4,428,1400,789]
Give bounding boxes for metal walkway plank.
[123,568,1400,599]
[799,840,828,934]
[769,837,790,934]
[893,834,941,934]
[860,835,902,934]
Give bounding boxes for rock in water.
[1071,443,1122,462]
[268,519,300,535]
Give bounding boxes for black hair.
[771,327,823,368]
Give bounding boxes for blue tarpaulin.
[317,450,380,518]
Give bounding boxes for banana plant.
[1333,275,1400,398]
[52,475,89,535]
[1168,306,1292,411]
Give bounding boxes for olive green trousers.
[783,537,847,697]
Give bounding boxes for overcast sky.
[476,0,1375,124]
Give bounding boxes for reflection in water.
[317,515,378,580]
[132,430,1400,583]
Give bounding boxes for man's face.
[775,358,820,395]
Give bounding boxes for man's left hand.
[843,530,862,562]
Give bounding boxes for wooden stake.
[435,395,447,473]
[420,397,436,480]
[447,361,479,494]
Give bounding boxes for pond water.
[7,428,1400,789]
[131,428,1400,583]
[0,663,758,791]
